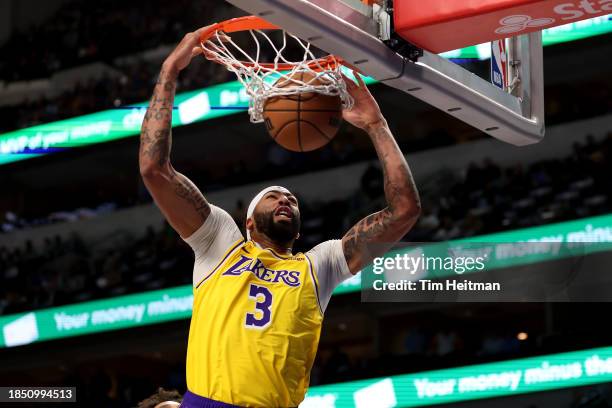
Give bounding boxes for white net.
[201,28,353,123]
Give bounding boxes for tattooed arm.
[139,28,210,238]
[340,72,421,274]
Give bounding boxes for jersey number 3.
[245,284,272,328]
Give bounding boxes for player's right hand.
[163,26,210,73]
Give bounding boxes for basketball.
[262,71,343,152]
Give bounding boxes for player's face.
[253,191,301,244]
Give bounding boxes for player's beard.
[254,209,300,246]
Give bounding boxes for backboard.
[223,0,545,146]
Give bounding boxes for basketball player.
[139,27,421,407]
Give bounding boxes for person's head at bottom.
[154,403,180,408]
[137,387,182,408]
[246,186,301,252]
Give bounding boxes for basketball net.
[201,27,353,123]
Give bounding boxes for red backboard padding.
[394,0,612,52]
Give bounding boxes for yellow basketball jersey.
[186,239,324,407]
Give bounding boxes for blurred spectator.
[479,332,507,356]
[321,346,352,383]
[231,199,246,228]
[430,330,459,357]
[403,327,427,355]
[0,0,215,82]
[137,387,183,408]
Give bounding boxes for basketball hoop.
[199,16,353,123]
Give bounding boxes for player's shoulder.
[183,204,244,256]
[304,239,343,262]
[209,203,234,220]
[306,239,342,255]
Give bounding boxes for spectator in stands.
[404,327,427,355]
[479,331,507,356]
[430,329,459,357]
[322,347,352,384]
[230,200,246,228]
[137,387,182,408]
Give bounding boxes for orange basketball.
[262,71,343,152]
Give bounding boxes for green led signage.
[0,81,250,166]
[0,286,193,348]
[303,346,612,407]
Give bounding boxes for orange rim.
[200,16,343,71]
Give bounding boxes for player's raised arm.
[139,28,211,239]
[341,72,421,274]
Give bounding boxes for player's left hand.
[341,71,385,131]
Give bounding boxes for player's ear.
[246,217,254,233]
[296,232,300,240]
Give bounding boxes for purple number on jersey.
[245,284,272,328]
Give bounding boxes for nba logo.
[491,39,507,90]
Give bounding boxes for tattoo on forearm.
[140,69,177,168]
[343,123,420,267]
[139,66,211,229]
[156,69,176,86]
[369,124,418,214]
[343,209,393,262]
[155,70,177,92]
[152,129,171,166]
[172,176,211,219]
[140,127,171,166]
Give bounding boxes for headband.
[246,185,292,239]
